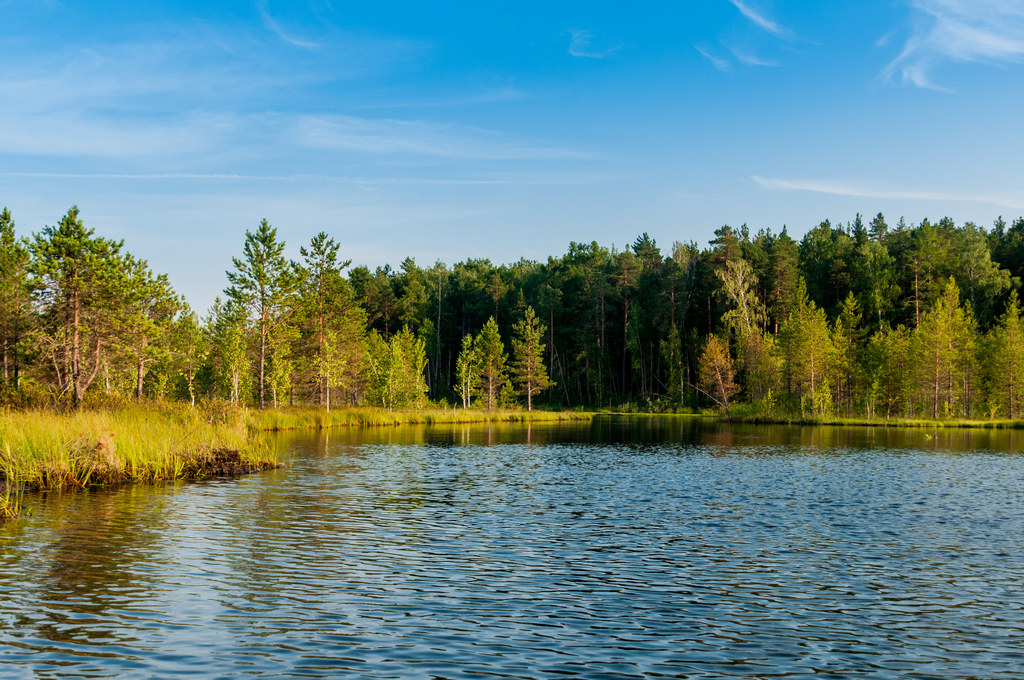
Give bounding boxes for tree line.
[3,205,1024,418]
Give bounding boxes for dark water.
[2,417,1024,679]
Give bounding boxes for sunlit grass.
[253,406,595,431]
[0,404,279,502]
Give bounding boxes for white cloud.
[729,46,778,66]
[753,175,1024,210]
[726,0,794,39]
[257,0,320,49]
[293,115,591,160]
[695,46,732,71]
[567,29,621,58]
[884,0,1024,90]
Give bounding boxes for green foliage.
[7,201,1024,423]
[363,326,428,410]
[474,317,509,411]
[510,306,551,411]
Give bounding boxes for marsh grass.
[254,406,595,431]
[728,414,1024,429]
[0,404,279,510]
[0,403,589,519]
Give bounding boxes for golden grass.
[253,406,595,431]
[0,404,280,516]
[728,414,1024,429]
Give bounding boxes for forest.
[4,205,1024,420]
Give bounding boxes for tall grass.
[1,403,591,519]
[0,404,279,512]
[728,413,1024,429]
[254,406,595,431]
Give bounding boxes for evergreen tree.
[511,306,551,411]
[985,290,1024,418]
[830,293,865,416]
[0,208,31,391]
[296,232,364,411]
[865,325,912,418]
[914,278,974,418]
[30,206,126,407]
[225,219,298,408]
[475,317,508,411]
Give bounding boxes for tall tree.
[986,290,1024,418]
[511,306,551,411]
[120,254,180,400]
[475,317,508,411]
[0,208,31,390]
[225,219,298,408]
[455,334,478,408]
[914,277,974,418]
[30,206,125,406]
[296,232,364,411]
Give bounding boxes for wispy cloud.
[257,0,320,49]
[294,115,593,160]
[753,175,1024,210]
[695,46,732,71]
[0,171,596,186]
[567,29,621,58]
[726,0,794,39]
[884,0,1024,90]
[729,46,778,66]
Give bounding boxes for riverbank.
[1,405,595,518]
[254,406,595,431]
[726,413,1024,429]
[0,405,281,518]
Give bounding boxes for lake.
[2,416,1023,678]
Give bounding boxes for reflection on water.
[2,416,1023,678]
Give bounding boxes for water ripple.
[2,420,1023,678]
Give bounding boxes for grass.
[727,413,1024,429]
[0,403,593,519]
[0,404,281,518]
[253,406,595,431]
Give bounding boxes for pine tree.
[511,306,551,411]
[986,290,1024,418]
[30,206,126,407]
[914,277,974,418]
[475,317,508,411]
[225,219,298,408]
[0,208,30,391]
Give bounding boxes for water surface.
[2,417,1023,678]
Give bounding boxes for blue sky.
[2,0,1024,309]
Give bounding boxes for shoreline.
[0,405,595,518]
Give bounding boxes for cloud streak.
[727,0,794,39]
[884,0,1024,90]
[568,29,621,58]
[294,115,593,160]
[695,46,731,71]
[257,0,320,49]
[753,175,1024,210]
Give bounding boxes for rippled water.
[3,417,1024,678]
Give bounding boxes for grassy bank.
[254,406,595,431]
[1,404,593,518]
[0,405,281,518]
[726,413,1024,429]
